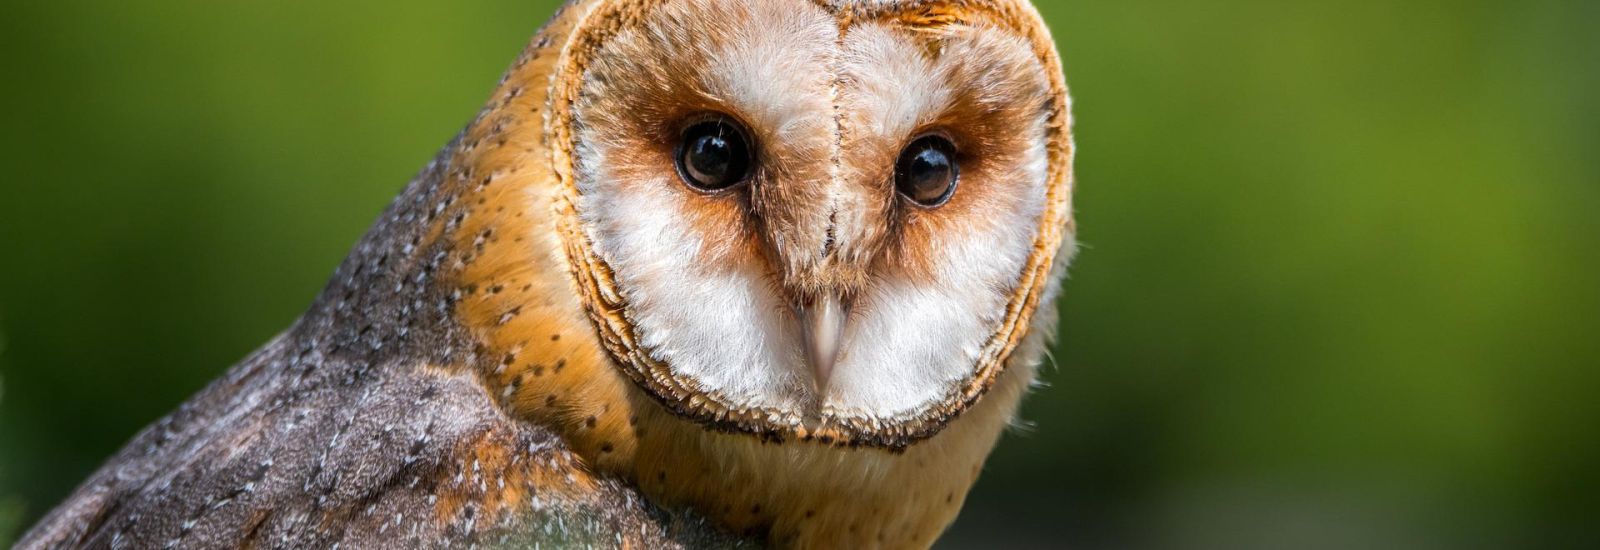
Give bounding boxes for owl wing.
[16,332,751,549]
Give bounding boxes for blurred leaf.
[0,472,19,549]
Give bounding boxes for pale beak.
[800,293,847,389]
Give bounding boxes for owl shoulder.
[17,335,752,549]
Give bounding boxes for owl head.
[549,0,1074,449]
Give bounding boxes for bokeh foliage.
[1,1,1595,547]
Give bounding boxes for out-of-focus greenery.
[0,499,20,550]
[0,0,1594,548]
[0,493,18,549]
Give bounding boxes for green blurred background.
[2,0,1596,547]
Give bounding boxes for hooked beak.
[799,294,847,390]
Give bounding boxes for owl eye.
[676,119,754,191]
[894,135,959,207]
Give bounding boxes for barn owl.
[18,0,1075,548]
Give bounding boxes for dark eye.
[895,135,959,206]
[676,119,753,191]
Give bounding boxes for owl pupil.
[895,135,959,206]
[677,120,752,191]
